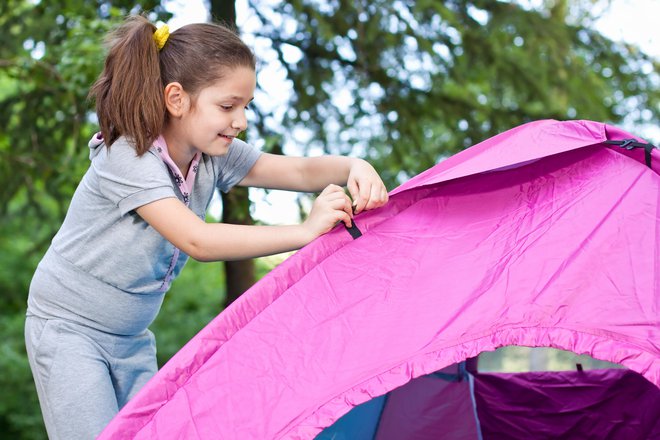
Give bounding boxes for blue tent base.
[317,362,482,440]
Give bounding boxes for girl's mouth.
[218,134,234,141]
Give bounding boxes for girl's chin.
[205,139,231,155]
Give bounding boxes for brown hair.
[89,15,256,155]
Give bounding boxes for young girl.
[25,16,388,440]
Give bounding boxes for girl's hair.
[89,15,256,155]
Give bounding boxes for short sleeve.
[94,138,177,215]
[214,138,262,193]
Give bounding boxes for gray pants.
[25,315,157,440]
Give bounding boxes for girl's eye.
[220,105,232,110]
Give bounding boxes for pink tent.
[99,119,659,439]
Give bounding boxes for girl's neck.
[161,131,196,177]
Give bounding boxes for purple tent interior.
[99,120,660,439]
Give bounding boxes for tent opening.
[316,349,659,440]
[479,346,624,373]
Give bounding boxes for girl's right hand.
[303,184,354,240]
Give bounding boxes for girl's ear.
[164,82,188,117]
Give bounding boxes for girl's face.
[175,66,256,157]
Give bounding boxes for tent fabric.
[474,368,660,439]
[316,363,482,440]
[371,371,481,440]
[319,367,660,440]
[98,119,659,440]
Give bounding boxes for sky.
[163,0,659,224]
[591,0,659,58]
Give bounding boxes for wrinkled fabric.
[98,120,659,440]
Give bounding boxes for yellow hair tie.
[153,24,169,50]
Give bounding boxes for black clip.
[604,138,657,168]
[344,222,362,239]
[620,139,635,150]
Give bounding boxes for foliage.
[0,2,171,437]
[246,0,659,188]
[151,257,226,367]
[0,0,171,310]
[0,314,46,440]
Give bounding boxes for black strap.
[604,139,657,168]
[344,222,362,239]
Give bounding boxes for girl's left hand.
[347,159,389,214]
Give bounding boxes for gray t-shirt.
[27,136,261,335]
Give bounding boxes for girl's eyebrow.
[224,95,254,102]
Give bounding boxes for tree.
[245,0,659,188]
[206,0,260,307]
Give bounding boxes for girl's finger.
[321,183,343,196]
[381,188,389,205]
[355,182,372,214]
[343,193,354,219]
[347,179,360,208]
[337,210,352,227]
[329,194,353,216]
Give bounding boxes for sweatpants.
[25,315,158,440]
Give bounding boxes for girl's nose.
[231,110,248,131]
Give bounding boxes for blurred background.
[1,1,658,438]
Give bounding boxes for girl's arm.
[238,153,389,214]
[136,184,353,262]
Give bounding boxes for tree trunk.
[209,0,236,28]
[209,0,257,307]
[220,188,256,306]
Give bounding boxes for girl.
[25,16,388,440]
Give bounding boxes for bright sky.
[593,0,659,58]
[163,0,659,223]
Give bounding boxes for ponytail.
[89,15,164,155]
